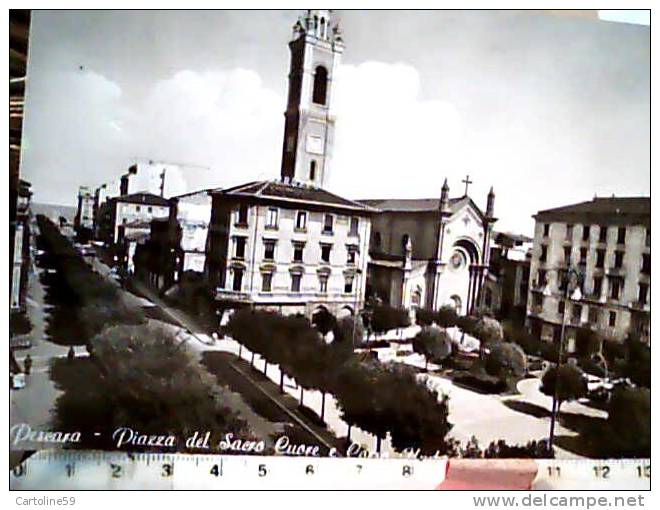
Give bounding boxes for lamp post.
[543,265,582,451]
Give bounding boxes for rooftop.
[215,180,379,213]
[534,196,650,225]
[112,192,170,207]
[358,195,488,221]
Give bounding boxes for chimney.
[120,175,129,196]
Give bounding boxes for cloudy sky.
[21,10,649,235]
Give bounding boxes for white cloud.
[330,62,464,199]
[131,68,283,192]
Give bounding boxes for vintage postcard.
[9,8,650,490]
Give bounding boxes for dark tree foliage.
[332,315,366,348]
[412,326,452,370]
[227,309,453,455]
[36,215,145,345]
[623,334,650,388]
[485,342,527,381]
[311,308,337,336]
[574,328,603,358]
[540,364,588,412]
[606,386,650,458]
[51,324,250,451]
[415,306,458,328]
[370,304,410,334]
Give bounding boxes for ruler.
[10,450,650,490]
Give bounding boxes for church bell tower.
[280,10,344,188]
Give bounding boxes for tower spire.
[280,10,343,188]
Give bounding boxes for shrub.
[485,342,527,381]
[412,325,452,370]
[540,364,588,412]
[453,372,508,394]
[484,439,554,459]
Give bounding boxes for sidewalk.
[10,227,87,455]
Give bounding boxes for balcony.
[214,288,252,303]
[606,267,625,277]
[630,301,650,312]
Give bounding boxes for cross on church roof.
[462,174,473,197]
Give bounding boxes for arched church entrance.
[439,238,481,316]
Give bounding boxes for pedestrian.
[23,355,33,375]
[67,346,75,362]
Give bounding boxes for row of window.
[532,296,633,328]
[233,237,359,265]
[123,204,156,214]
[235,205,360,236]
[230,267,355,295]
[542,223,650,247]
[538,245,650,273]
[534,271,648,304]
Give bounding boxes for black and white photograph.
[9,7,650,490]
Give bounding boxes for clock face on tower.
[306,135,325,155]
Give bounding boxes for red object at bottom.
[437,459,538,490]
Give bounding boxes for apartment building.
[526,196,650,345]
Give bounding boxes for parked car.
[11,373,26,390]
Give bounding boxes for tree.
[53,324,251,451]
[575,328,603,358]
[485,342,527,384]
[333,315,365,348]
[607,386,650,457]
[370,304,410,335]
[473,315,504,358]
[540,364,588,413]
[312,308,336,337]
[412,325,452,371]
[623,333,650,388]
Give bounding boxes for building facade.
[360,181,496,316]
[74,185,95,239]
[526,197,650,345]
[484,232,532,323]
[98,192,170,245]
[11,179,32,312]
[208,181,375,317]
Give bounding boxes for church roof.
[215,180,379,214]
[359,195,488,221]
[534,197,650,226]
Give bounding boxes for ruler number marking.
[258,464,267,477]
[593,465,610,479]
[637,465,650,478]
[402,465,413,477]
[110,463,122,478]
[162,463,173,477]
[547,466,561,477]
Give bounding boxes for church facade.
[360,180,496,316]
